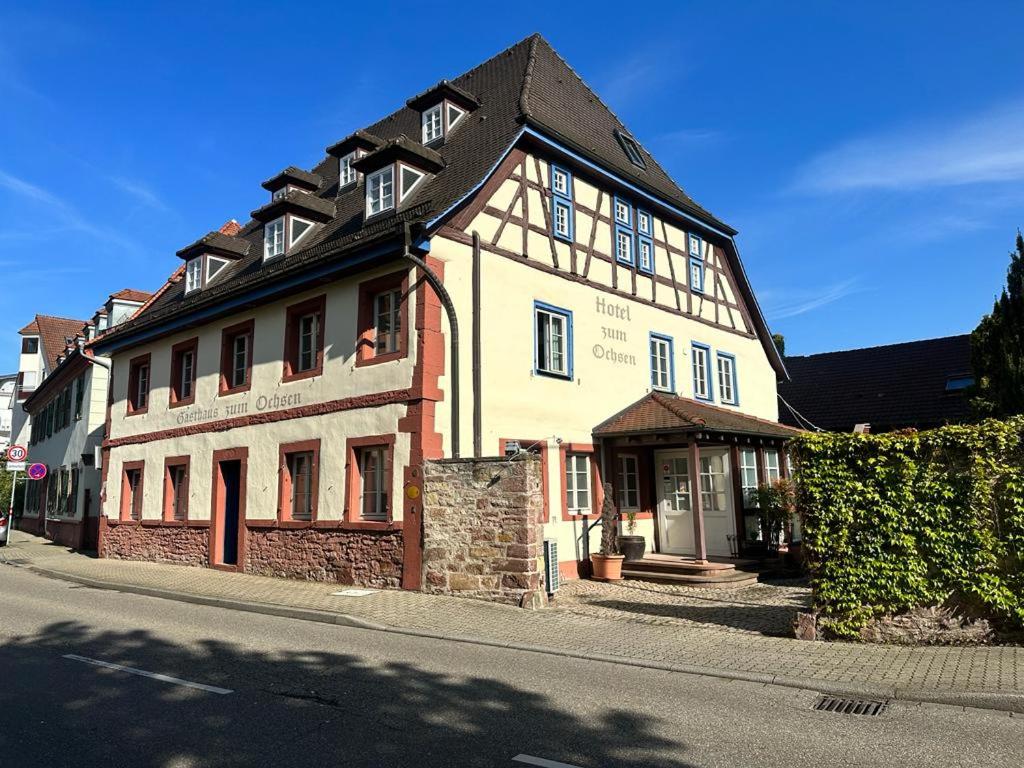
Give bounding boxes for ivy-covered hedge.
[791,418,1024,639]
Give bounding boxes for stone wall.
[103,523,209,567]
[245,527,404,589]
[422,455,545,606]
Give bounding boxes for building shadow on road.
[0,618,698,768]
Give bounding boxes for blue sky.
[2,1,1022,373]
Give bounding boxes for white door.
[699,449,736,557]
[655,451,694,554]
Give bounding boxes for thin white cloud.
[760,278,863,320]
[792,100,1024,194]
[109,176,171,213]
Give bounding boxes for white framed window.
[638,237,653,274]
[688,233,703,258]
[637,210,652,235]
[297,313,318,373]
[374,288,402,354]
[614,197,631,225]
[717,352,738,405]
[739,448,759,506]
[553,199,572,240]
[422,104,443,143]
[359,446,388,521]
[615,227,633,264]
[179,350,194,400]
[366,167,395,216]
[552,167,570,197]
[689,257,704,293]
[287,451,314,521]
[136,363,150,409]
[649,334,673,392]
[231,334,249,389]
[264,217,285,260]
[399,164,426,203]
[185,258,202,293]
[565,453,592,514]
[764,449,781,482]
[616,455,640,510]
[339,152,357,187]
[692,343,712,401]
[206,256,230,284]
[289,216,313,247]
[534,302,571,378]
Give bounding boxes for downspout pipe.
[401,222,461,458]
[471,231,482,458]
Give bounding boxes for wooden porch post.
[688,439,707,563]
[729,444,745,554]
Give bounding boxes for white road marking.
[62,654,233,695]
[512,755,584,768]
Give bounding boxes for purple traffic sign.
[27,463,47,481]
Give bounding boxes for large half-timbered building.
[90,35,796,588]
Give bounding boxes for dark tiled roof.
[352,135,445,174]
[109,288,152,302]
[407,79,481,111]
[93,34,745,352]
[778,335,974,433]
[34,315,88,367]
[176,231,252,261]
[326,129,384,158]
[250,189,336,223]
[261,166,322,192]
[595,392,801,439]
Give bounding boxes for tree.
[772,333,786,357]
[971,233,1024,418]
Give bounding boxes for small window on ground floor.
[122,464,144,521]
[280,444,318,522]
[616,455,640,510]
[165,461,189,522]
[564,453,591,515]
[358,446,388,522]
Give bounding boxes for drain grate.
[813,695,888,716]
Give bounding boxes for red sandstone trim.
[557,442,604,522]
[499,438,551,523]
[120,460,145,521]
[105,388,414,448]
[218,318,255,395]
[209,447,248,571]
[162,455,191,523]
[355,269,411,367]
[277,438,321,523]
[126,353,151,416]
[168,336,199,408]
[344,434,396,526]
[282,294,326,383]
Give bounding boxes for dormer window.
[446,102,466,131]
[265,217,285,259]
[399,164,425,203]
[272,187,288,201]
[422,105,443,144]
[366,167,394,216]
[290,217,313,247]
[185,258,202,294]
[206,256,230,283]
[339,152,358,187]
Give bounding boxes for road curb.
[25,562,1024,715]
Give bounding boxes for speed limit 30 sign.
[7,445,27,462]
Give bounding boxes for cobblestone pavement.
[3,531,1022,695]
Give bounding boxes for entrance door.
[213,459,242,567]
[698,449,736,557]
[655,451,694,554]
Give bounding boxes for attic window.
[423,105,443,143]
[366,167,395,216]
[446,103,465,130]
[399,165,425,203]
[206,256,230,283]
[185,258,202,294]
[340,152,358,187]
[615,129,647,169]
[264,217,285,260]
[290,217,314,247]
[272,187,288,201]
[945,375,975,392]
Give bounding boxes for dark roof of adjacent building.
[594,392,801,440]
[778,335,974,433]
[92,34,781,374]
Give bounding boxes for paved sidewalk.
[3,531,1022,709]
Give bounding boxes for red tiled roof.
[594,392,801,439]
[33,315,88,367]
[219,219,242,236]
[18,319,40,335]
[109,288,152,303]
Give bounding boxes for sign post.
[2,446,28,546]
[3,470,17,546]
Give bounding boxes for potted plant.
[591,482,625,580]
[754,478,795,556]
[616,509,646,562]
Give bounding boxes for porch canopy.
[594,392,802,563]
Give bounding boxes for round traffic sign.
[7,445,27,462]
[27,463,47,481]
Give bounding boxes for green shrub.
[792,418,1024,639]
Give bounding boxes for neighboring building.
[0,373,16,450]
[778,335,974,433]
[90,34,795,589]
[16,290,150,548]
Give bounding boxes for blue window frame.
[716,351,739,406]
[552,198,574,242]
[689,257,705,293]
[534,300,573,380]
[613,196,632,226]
[550,164,573,200]
[637,235,654,275]
[649,333,675,392]
[688,233,703,259]
[637,209,653,236]
[615,225,634,266]
[691,342,713,402]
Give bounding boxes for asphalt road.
[0,565,1020,768]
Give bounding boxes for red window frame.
[282,295,326,382]
[344,435,396,526]
[356,270,410,367]
[126,353,152,416]
[168,337,199,408]
[163,455,191,522]
[219,319,255,395]
[558,443,603,521]
[277,438,321,524]
[120,460,145,521]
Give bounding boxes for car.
[0,511,8,546]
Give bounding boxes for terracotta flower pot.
[591,553,625,581]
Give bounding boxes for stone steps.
[621,568,760,588]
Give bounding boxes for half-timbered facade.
[91,35,795,589]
